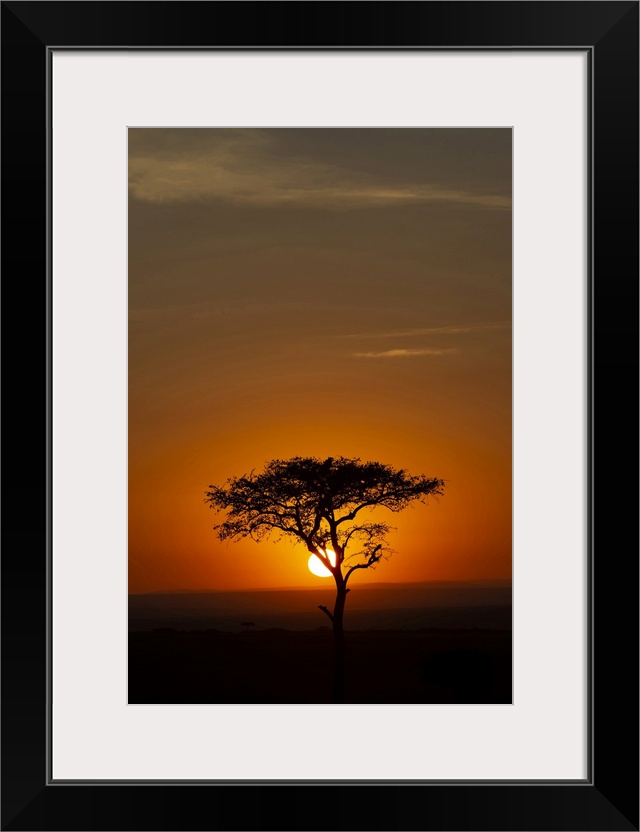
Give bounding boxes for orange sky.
[128,128,512,593]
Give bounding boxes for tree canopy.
[205,456,444,584]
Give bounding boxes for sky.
[128,128,512,593]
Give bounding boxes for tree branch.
[318,605,334,623]
[310,546,335,573]
[344,544,383,586]
[334,500,380,526]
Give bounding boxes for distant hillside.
[129,580,512,632]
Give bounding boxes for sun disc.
[308,548,336,578]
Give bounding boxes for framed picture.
[3,2,637,830]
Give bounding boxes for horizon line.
[129,577,512,596]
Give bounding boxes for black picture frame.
[2,2,638,830]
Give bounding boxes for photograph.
[128,127,513,705]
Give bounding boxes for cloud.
[353,348,458,359]
[343,322,511,339]
[129,137,511,211]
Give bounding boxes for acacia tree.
[205,456,444,702]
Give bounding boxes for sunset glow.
[128,128,512,593]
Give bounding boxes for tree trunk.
[332,583,348,703]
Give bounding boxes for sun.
[308,548,336,578]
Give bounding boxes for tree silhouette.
[205,455,444,702]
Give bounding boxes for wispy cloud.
[343,322,511,340]
[129,137,511,211]
[353,348,458,359]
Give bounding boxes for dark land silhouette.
[129,580,511,704]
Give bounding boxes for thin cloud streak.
[353,348,458,359]
[129,152,511,211]
[342,322,511,339]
